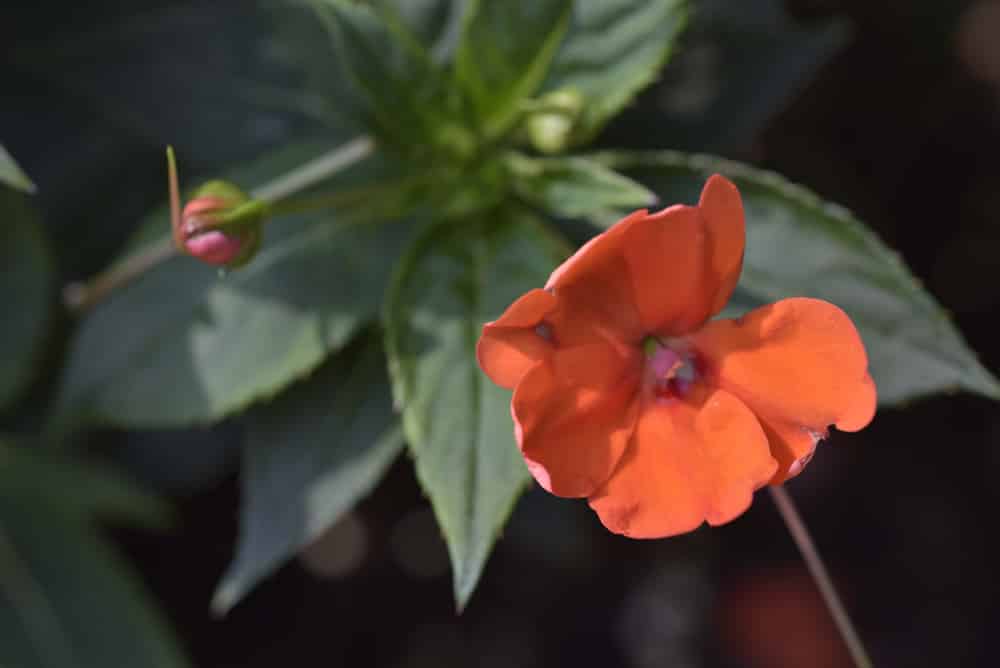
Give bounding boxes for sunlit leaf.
[213,338,402,613]
[454,0,573,138]
[0,189,52,410]
[541,0,689,141]
[599,150,1000,404]
[508,153,656,220]
[384,209,570,609]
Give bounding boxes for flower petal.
[754,416,823,484]
[837,372,877,432]
[622,205,707,334]
[541,175,746,341]
[620,175,746,335]
[691,298,876,482]
[477,289,557,389]
[513,343,641,498]
[544,210,650,343]
[546,209,647,288]
[588,386,777,538]
[699,174,746,316]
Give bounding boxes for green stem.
[267,176,416,217]
[768,485,874,668]
[63,135,375,315]
[250,136,374,201]
[62,237,176,313]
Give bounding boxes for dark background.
[4,1,999,666]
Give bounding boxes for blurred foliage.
[0,441,187,668]
[0,189,52,411]
[0,146,37,193]
[2,0,998,665]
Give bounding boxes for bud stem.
[768,485,874,668]
[62,236,176,313]
[63,135,376,315]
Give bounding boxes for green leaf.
[314,0,452,151]
[508,153,656,220]
[55,140,412,428]
[541,0,689,141]
[0,514,189,668]
[0,442,187,668]
[384,210,570,609]
[0,445,167,528]
[454,0,573,138]
[213,339,403,614]
[0,190,52,410]
[373,0,461,61]
[0,146,36,193]
[601,151,1000,405]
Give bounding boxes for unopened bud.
[167,148,268,269]
[526,88,584,155]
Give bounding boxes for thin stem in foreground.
[768,485,874,668]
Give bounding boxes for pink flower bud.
[180,197,258,267]
[166,147,267,269]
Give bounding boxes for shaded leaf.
[213,339,402,613]
[0,442,186,668]
[314,0,452,151]
[0,189,52,410]
[454,0,573,138]
[0,146,35,193]
[384,210,570,609]
[541,0,689,141]
[0,444,167,527]
[599,0,850,153]
[56,140,412,428]
[601,151,1000,404]
[508,153,656,220]
[373,0,461,62]
[105,425,241,496]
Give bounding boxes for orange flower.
[477,175,876,538]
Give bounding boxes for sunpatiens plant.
[2,2,999,667]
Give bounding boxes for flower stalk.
[769,485,874,668]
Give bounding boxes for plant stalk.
[768,485,874,668]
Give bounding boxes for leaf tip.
[210,580,240,618]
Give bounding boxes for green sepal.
[188,181,271,234]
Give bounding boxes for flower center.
[642,336,698,401]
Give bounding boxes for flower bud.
[526,88,584,155]
[167,148,268,269]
